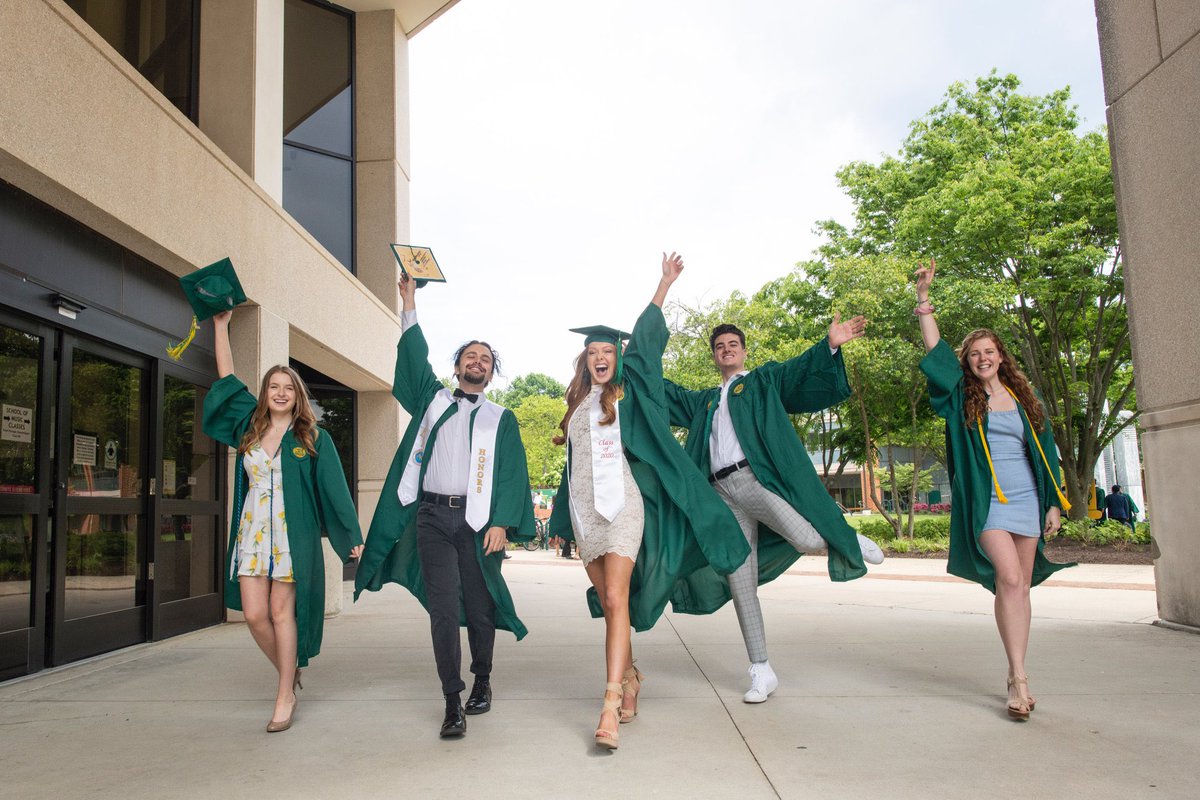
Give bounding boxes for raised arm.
[650,251,683,308]
[213,310,235,378]
[392,273,442,412]
[914,259,941,352]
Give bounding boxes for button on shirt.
[402,310,477,496]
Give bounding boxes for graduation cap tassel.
[166,315,199,361]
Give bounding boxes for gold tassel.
[977,420,1009,504]
[166,315,198,361]
[1004,386,1072,512]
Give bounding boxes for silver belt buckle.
[449,495,463,509]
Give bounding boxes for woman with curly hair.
[203,309,363,732]
[914,259,1073,721]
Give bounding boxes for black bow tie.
[453,388,479,402]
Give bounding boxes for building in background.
[0,0,458,681]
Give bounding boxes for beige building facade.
[0,0,457,679]
[1094,2,1200,629]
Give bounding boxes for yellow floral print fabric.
[235,444,294,582]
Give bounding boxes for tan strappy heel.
[1006,676,1031,721]
[619,664,645,723]
[595,682,623,749]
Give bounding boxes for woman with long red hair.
[203,309,363,732]
[548,254,748,750]
[915,260,1073,721]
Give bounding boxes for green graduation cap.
[569,324,631,382]
[168,257,247,360]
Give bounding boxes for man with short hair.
[355,274,535,738]
[667,315,884,703]
[1104,484,1136,532]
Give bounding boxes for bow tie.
[453,388,479,402]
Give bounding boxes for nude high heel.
[594,682,623,750]
[619,664,645,723]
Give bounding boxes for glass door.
[151,369,222,639]
[0,314,52,680]
[49,337,150,665]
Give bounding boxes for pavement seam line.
[664,613,783,800]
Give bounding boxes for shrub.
[929,503,951,514]
[884,536,949,554]
[913,516,951,539]
[912,502,929,513]
[857,518,897,541]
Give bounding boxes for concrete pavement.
[1,551,1195,799]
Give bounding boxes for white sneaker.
[743,661,779,703]
[857,533,885,565]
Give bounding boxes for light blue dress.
[981,409,1040,537]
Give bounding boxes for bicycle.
[522,517,550,551]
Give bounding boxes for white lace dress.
[567,388,644,566]
[235,444,295,582]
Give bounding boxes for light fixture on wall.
[52,293,86,320]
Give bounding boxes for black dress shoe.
[440,696,466,737]
[464,678,492,715]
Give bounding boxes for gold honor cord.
[167,315,199,361]
[975,387,1072,512]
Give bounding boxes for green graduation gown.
[353,323,536,638]
[203,375,364,668]
[920,340,1074,591]
[548,303,750,631]
[665,338,867,616]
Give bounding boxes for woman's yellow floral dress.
[235,443,294,582]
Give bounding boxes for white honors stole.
[589,388,625,522]
[397,389,504,531]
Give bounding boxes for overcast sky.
[405,0,1107,388]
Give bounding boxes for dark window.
[65,0,198,121]
[283,0,355,271]
[290,361,356,502]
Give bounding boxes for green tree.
[512,394,567,488]
[819,72,1131,518]
[489,373,565,408]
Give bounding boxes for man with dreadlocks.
[355,273,535,739]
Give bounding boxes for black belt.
[422,492,466,509]
[710,459,750,482]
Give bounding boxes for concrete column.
[1095,1,1200,629]
[355,390,410,540]
[198,0,284,202]
[354,9,411,311]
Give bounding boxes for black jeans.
[415,502,495,695]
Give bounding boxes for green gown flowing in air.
[665,338,868,616]
[548,303,751,631]
[920,340,1074,591]
[353,322,536,638]
[203,375,364,668]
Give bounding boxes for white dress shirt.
[708,345,839,472]
[402,309,478,496]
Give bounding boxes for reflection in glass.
[283,0,351,156]
[0,326,40,494]
[69,351,143,498]
[0,515,34,634]
[157,515,216,602]
[162,377,215,500]
[64,513,142,620]
[282,145,353,268]
[64,0,197,119]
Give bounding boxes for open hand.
[828,312,867,349]
[661,251,684,285]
